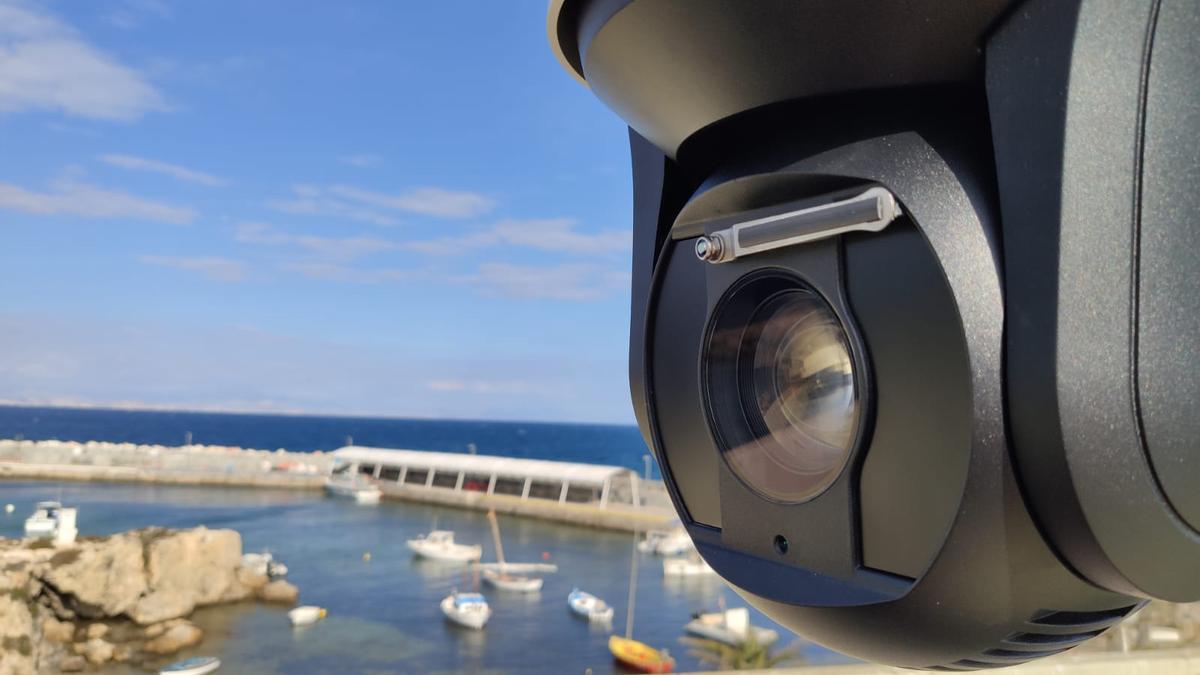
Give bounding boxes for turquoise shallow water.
[0,481,852,674]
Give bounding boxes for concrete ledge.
[694,648,1200,675]
[0,462,325,490]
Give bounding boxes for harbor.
[0,480,831,674]
[0,438,677,533]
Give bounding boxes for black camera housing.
[550,0,1200,668]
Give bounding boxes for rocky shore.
[0,527,299,674]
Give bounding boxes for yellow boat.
[608,635,675,673]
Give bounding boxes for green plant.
[682,634,803,671]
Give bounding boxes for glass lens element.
[717,286,859,502]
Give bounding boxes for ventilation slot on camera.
[929,604,1141,670]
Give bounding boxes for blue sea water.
[0,406,660,477]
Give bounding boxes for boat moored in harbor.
[323,476,382,504]
[407,530,482,562]
[159,656,221,675]
[442,592,491,629]
[23,501,77,543]
[684,607,779,647]
[568,589,614,623]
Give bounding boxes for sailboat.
[481,510,543,592]
[608,529,676,673]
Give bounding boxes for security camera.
[549,0,1200,669]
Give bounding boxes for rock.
[85,622,108,640]
[112,643,134,662]
[236,567,269,593]
[257,579,299,604]
[143,622,203,655]
[38,532,148,618]
[83,637,114,665]
[0,593,36,675]
[129,527,243,624]
[41,617,75,643]
[143,622,168,638]
[57,655,86,672]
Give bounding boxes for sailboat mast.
[625,529,638,639]
[487,509,506,567]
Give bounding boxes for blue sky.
[0,0,637,423]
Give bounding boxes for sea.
[0,406,852,673]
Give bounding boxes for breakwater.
[0,439,675,532]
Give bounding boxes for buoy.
[362,552,372,563]
[541,551,550,560]
[3,504,13,514]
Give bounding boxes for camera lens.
[706,278,860,503]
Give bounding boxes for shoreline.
[0,439,676,533]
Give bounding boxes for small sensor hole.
[773,534,789,555]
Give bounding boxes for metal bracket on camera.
[694,187,902,264]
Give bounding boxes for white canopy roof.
[332,446,633,486]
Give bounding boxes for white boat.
[441,592,491,629]
[483,567,544,592]
[287,606,327,627]
[242,551,288,578]
[480,510,543,592]
[568,589,614,623]
[685,607,779,647]
[324,476,382,504]
[637,528,692,556]
[407,530,482,563]
[24,501,76,543]
[159,656,221,675]
[663,555,716,577]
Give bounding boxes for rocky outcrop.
[0,526,299,674]
[258,579,300,604]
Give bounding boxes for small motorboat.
[568,589,614,623]
[662,555,716,577]
[482,567,543,592]
[407,530,482,563]
[637,529,692,556]
[609,635,675,673]
[324,476,382,504]
[159,656,221,675]
[441,592,491,629]
[684,607,779,647]
[23,501,76,543]
[287,605,327,627]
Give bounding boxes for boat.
[159,656,221,675]
[287,606,327,627]
[480,509,543,592]
[662,555,716,577]
[609,635,675,673]
[568,589,614,623]
[23,501,77,543]
[482,567,544,592]
[242,551,288,578]
[637,528,692,556]
[323,476,382,504]
[684,607,779,647]
[609,530,674,672]
[441,592,491,629]
[406,530,482,562]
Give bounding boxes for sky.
[0,0,638,424]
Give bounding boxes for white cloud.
[0,178,195,224]
[235,222,397,261]
[427,379,535,395]
[339,154,382,168]
[459,263,630,301]
[0,0,166,120]
[104,0,171,30]
[99,153,226,187]
[268,184,398,227]
[329,185,494,219]
[279,262,421,284]
[139,255,247,282]
[406,218,629,256]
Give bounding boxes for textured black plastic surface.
[988,0,1200,601]
[555,0,1015,157]
[1137,0,1200,534]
